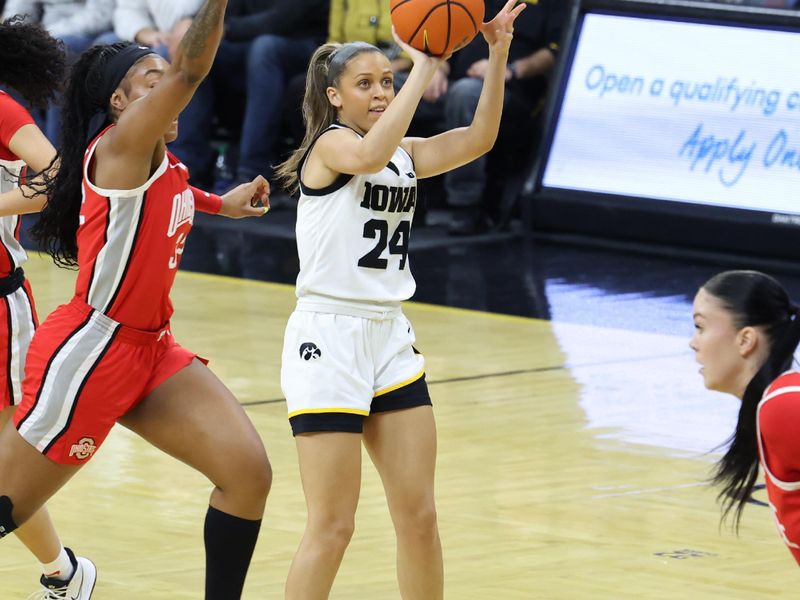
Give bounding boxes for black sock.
[204,506,262,600]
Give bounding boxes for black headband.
[326,42,381,86]
[86,44,156,142]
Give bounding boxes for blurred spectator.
[169,0,328,192]
[1,0,114,141]
[110,0,205,57]
[443,0,565,235]
[2,0,112,44]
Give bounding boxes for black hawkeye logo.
[299,342,322,361]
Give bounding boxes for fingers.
[255,190,271,215]
[242,205,269,217]
[243,197,270,216]
[391,25,415,56]
[489,0,524,29]
[510,2,526,20]
[249,174,268,190]
[486,0,520,24]
[391,25,403,47]
[248,175,270,207]
[502,0,519,13]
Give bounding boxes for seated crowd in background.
[3,0,791,235]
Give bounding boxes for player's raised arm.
[403,0,526,179]
[101,0,228,170]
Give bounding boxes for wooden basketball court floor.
[0,254,796,598]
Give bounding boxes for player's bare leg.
[285,432,362,600]
[118,359,270,598]
[0,405,97,599]
[0,407,62,562]
[363,406,443,600]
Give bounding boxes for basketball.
[390,0,486,57]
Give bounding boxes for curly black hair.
[0,15,66,108]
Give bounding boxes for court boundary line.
[242,351,687,407]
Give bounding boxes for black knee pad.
[0,495,18,538]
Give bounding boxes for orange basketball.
[390,0,485,57]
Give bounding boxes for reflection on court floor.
[0,255,794,599]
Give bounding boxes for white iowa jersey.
[295,124,417,306]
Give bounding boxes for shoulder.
[760,371,800,435]
[0,91,34,128]
[0,92,36,156]
[764,370,800,399]
[760,371,800,481]
[307,126,362,163]
[0,91,20,111]
[315,126,362,147]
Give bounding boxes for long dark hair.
[0,16,66,108]
[275,42,382,194]
[32,42,134,268]
[703,270,800,529]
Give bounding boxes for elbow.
[179,66,211,87]
[361,160,388,174]
[467,136,496,161]
[183,72,206,87]
[466,123,499,159]
[353,153,390,175]
[352,140,400,174]
[479,137,497,157]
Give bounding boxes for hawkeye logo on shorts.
[68,437,97,460]
[299,342,322,361]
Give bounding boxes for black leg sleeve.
[204,506,262,600]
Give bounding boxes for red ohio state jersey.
[76,126,195,330]
[0,91,35,277]
[758,370,800,566]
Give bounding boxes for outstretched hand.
[481,0,526,55]
[219,175,270,219]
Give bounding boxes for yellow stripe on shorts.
[288,407,371,419]
[373,369,425,398]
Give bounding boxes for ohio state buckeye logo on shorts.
[69,437,97,460]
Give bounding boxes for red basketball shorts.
[14,297,202,465]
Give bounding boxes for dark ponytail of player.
[0,16,66,108]
[275,42,383,194]
[703,270,800,530]
[32,43,134,268]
